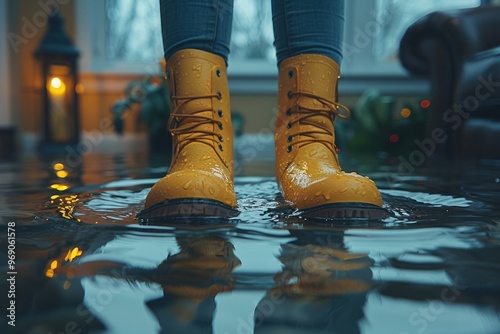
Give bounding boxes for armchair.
[399,5,500,158]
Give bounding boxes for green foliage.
[337,89,428,154]
[111,76,170,137]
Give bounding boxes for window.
[343,0,481,75]
[373,0,482,61]
[230,0,274,62]
[88,0,276,75]
[76,0,481,79]
[105,0,163,62]
[104,0,275,63]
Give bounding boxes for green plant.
[112,76,171,152]
[112,76,169,135]
[337,89,427,154]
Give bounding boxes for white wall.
[0,0,13,127]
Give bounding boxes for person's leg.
[271,0,344,65]
[271,0,386,219]
[161,0,233,63]
[139,0,237,219]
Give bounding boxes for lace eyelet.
[287,145,293,153]
[287,91,293,99]
[288,70,294,78]
[217,91,222,99]
[216,69,221,77]
[286,122,292,129]
[287,135,293,143]
[219,144,224,151]
[286,108,292,116]
[219,135,224,142]
[217,109,223,117]
[219,123,224,130]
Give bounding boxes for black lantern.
[34,11,80,148]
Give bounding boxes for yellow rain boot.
[275,54,387,219]
[138,49,237,220]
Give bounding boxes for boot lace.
[287,91,351,156]
[168,93,227,165]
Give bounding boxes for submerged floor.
[1,139,500,333]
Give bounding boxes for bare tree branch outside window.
[230,0,275,61]
[105,0,275,63]
[106,0,163,61]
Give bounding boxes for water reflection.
[71,229,241,333]
[6,234,107,333]
[143,234,241,333]
[44,226,374,333]
[254,229,371,333]
[2,152,500,333]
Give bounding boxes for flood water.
[1,140,500,334]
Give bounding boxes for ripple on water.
[6,159,500,334]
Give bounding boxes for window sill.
[228,72,429,96]
[78,69,429,97]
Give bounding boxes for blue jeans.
[160,0,344,65]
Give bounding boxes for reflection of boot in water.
[255,231,372,334]
[145,236,241,333]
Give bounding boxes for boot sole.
[137,198,239,223]
[291,203,390,221]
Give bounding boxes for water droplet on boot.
[182,180,192,190]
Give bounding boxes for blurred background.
[0,0,498,160]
